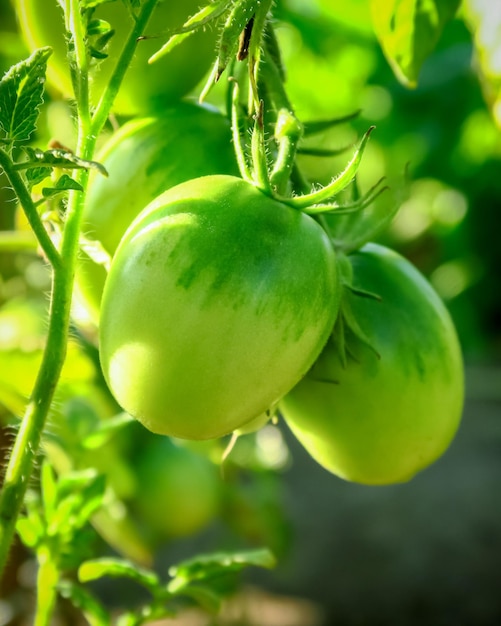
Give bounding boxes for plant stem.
[34,547,59,626]
[0,0,159,584]
[0,149,60,268]
[0,265,70,574]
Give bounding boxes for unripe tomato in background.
[133,436,221,540]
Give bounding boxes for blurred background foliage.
[1,0,501,624]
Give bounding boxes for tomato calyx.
[326,252,382,369]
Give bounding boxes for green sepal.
[326,166,409,253]
[302,110,361,137]
[329,253,382,367]
[217,0,262,79]
[148,1,231,65]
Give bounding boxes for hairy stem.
[34,547,60,626]
[0,0,159,584]
[0,149,60,268]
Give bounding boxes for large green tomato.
[133,437,220,539]
[14,0,215,115]
[279,243,464,485]
[76,102,238,324]
[99,175,340,440]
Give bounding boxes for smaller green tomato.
[134,437,220,539]
[14,0,215,115]
[99,175,340,440]
[280,243,464,485]
[76,102,238,324]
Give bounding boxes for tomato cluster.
[16,1,464,487]
[82,109,462,484]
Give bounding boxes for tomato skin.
[279,243,464,485]
[133,437,220,539]
[13,0,215,115]
[76,102,238,323]
[99,175,340,440]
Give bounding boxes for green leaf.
[72,475,107,528]
[82,412,135,449]
[58,580,111,626]
[16,517,42,548]
[87,19,114,37]
[26,165,52,187]
[217,0,260,78]
[41,461,58,519]
[79,558,160,593]
[41,174,84,198]
[175,584,222,613]
[302,110,362,137]
[47,471,106,535]
[0,47,52,142]
[56,468,101,500]
[168,548,276,592]
[121,0,141,11]
[20,146,108,176]
[149,1,231,65]
[81,0,116,8]
[370,0,462,87]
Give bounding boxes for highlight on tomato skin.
[99,174,341,441]
[74,101,239,325]
[13,0,216,115]
[279,243,464,486]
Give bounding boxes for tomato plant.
[133,437,220,539]
[0,0,472,621]
[280,243,464,486]
[76,102,238,323]
[99,174,341,440]
[13,0,215,114]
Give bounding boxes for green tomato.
[75,102,238,324]
[134,437,220,539]
[279,243,464,485]
[99,175,340,440]
[14,0,215,115]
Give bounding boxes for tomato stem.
[91,0,159,137]
[34,548,60,626]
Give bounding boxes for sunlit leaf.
[20,146,108,177]
[370,0,461,87]
[42,174,83,198]
[58,580,111,626]
[0,47,51,142]
[79,557,160,592]
[168,548,276,592]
